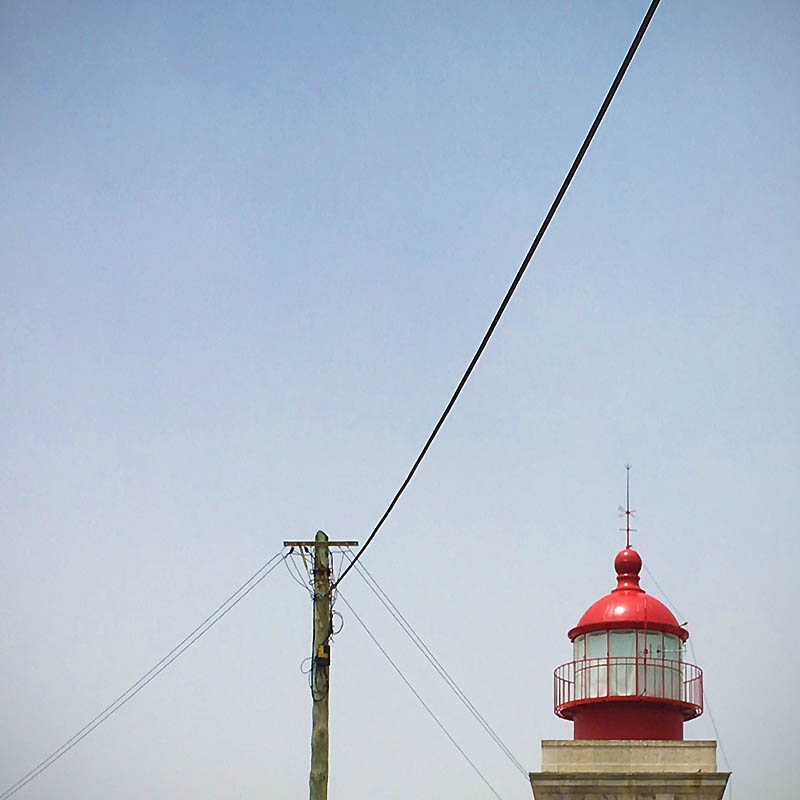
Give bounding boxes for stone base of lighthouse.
[529,740,730,800]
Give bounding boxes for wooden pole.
[309,530,331,800]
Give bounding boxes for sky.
[2,1,798,798]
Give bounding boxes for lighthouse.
[530,483,730,799]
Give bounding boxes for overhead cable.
[642,563,733,798]
[345,550,527,777]
[336,0,663,586]
[1,549,287,800]
[337,592,506,800]
[285,550,313,595]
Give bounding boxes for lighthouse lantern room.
[553,545,702,740]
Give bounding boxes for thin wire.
[1,550,287,800]
[297,552,314,586]
[697,683,733,798]
[345,550,527,777]
[285,551,313,595]
[350,556,526,777]
[337,592,505,800]
[331,610,344,636]
[642,564,685,622]
[642,563,733,798]
[336,0,662,586]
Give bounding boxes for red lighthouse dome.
[554,546,703,740]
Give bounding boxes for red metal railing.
[554,657,702,718]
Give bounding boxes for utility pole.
[284,532,358,800]
[310,530,331,800]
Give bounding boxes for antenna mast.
[619,463,637,548]
[626,464,631,547]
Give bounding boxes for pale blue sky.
[2,2,798,798]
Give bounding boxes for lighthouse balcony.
[554,657,703,720]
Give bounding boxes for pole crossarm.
[284,541,359,548]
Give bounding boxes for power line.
[336,0,663,586]
[337,591,506,800]
[642,563,733,798]
[350,555,526,776]
[344,550,527,778]
[695,684,733,799]
[1,549,287,800]
[642,564,686,622]
[285,548,313,595]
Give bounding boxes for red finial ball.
[615,547,642,576]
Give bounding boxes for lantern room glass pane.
[643,631,664,697]
[663,634,681,699]
[663,634,680,659]
[586,632,607,658]
[608,630,636,696]
[585,632,607,698]
[609,630,635,656]
[573,636,586,698]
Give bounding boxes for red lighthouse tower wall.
[571,701,684,740]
